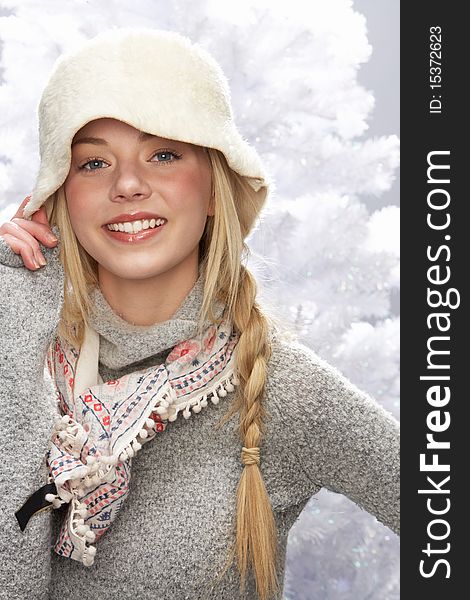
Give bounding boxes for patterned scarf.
[44,316,240,567]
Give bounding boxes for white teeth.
[106,218,166,233]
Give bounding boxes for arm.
[0,230,64,600]
[265,336,400,535]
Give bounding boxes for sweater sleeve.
[0,229,64,600]
[265,335,400,536]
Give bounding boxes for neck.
[98,257,201,326]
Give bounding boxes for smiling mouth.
[105,217,167,234]
[102,217,167,244]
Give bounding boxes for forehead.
[71,117,187,148]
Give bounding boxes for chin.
[99,252,187,280]
[104,264,168,281]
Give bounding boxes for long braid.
[214,266,281,600]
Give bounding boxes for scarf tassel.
[119,388,175,462]
[45,488,98,566]
[71,496,97,566]
[181,369,239,419]
[52,414,88,457]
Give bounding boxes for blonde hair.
[45,147,283,600]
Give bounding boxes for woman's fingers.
[0,196,57,269]
[1,221,46,268]
[15,197,56,246]
[11,197,56,246]
[0,220,53,269]
[10,215,58,248]
[0,231,42,270]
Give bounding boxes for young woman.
[0,28,400,600]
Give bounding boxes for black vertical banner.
[401,3,466,598]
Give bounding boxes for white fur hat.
[23,27,270,219]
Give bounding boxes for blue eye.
[80,159,108,171]
[151,150,182,164]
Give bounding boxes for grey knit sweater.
[0,234,399,600]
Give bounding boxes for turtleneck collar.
[88,270,225,371]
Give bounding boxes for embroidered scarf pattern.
[45,317,240,567]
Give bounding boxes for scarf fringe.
[45,368,240,566]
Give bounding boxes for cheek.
[65,177,101,225]
[64,180,99,248]
[64,182,83,226]
[166,166,211,214]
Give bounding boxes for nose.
[109,162,153,204]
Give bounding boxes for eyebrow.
[71,131,159,147]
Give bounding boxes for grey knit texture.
[0,236,400,600]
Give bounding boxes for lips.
[103,211,166,226]
[102,219,166,244]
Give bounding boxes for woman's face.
[64,118,213,281]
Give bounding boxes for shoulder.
[0,237,30,316]
[0,234,64,345]
[266,329,365,407]
[0,235,25,268]
[264,328,399,432]
[267,329,336,385]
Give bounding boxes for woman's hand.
[0,196,58,270]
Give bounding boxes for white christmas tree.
[0,1,399,598]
